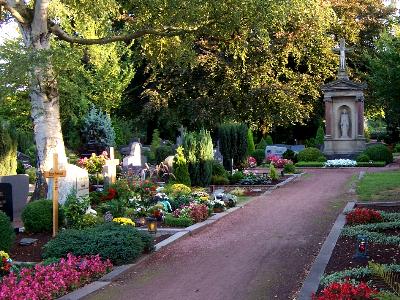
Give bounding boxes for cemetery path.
[85,169,369,300]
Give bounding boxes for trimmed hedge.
[297,147,325,162]
[356,161,386,167]
[43,223,154,265]
[363,144,393,164]
[22,199,64,233]
[164,215,194,227]
[295,162,325,167]
[0,211,15,252]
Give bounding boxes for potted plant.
[212,199,226,213]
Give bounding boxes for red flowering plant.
[132,180,157,202]
[0,251,12,277]
[346,208,383,225]
[313,280,379,300]
[173,202,209,223]
[266,154,292,168]
[247,156,257,168]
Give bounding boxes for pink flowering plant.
[266,154,292,168]
[77,151,108,174]
[0,253,112,300]
[172,202,209,223]
[247,156,257,168]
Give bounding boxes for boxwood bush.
[0,211,15,252]
[363,144,393,164]
[356,161,386,167]
[356,153,370,162]
[164,215,194,227]
[297,147,325,162]
[43,223,154,265]
[22,199,64,233]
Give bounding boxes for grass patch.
[357,170,400,201]
[236,196,250,205]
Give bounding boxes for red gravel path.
[84,169,374,300]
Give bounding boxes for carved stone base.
[323,138,366,156]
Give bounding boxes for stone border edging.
[57,173,303,300]
[297,201,355,300]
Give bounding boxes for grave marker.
[102,147,120,186]
[0,175,29,222]
[43,153,66,237]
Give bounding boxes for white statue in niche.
[340,109,350,138]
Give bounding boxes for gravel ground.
[84,168,389,300]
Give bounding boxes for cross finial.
[333,38,351,80]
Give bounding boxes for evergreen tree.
[265,135,273,145]
[315,126,325,146]
[0,123,17,176]
[218,123,248,170]
[172,146,191,186]
[247,128,255,155]
[82,105,115,149]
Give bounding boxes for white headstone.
[58,164,89,204]
[123,142,142,167]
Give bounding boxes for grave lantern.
[138,216,146,226]
[354,235,368,260]
[146,217,157,234]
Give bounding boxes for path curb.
[57,173,302,300]
[297,201,355,299]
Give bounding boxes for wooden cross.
[103,147,120,185]
[43,153,66,237]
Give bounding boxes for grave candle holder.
[353,234,368,260]
[146,217,157,234]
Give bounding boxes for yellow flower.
[112,217,135,226]
[0,251,9,260]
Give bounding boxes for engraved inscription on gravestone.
[0,183,13,221]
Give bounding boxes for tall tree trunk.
[19,22,67,199]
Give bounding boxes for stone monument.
[122,142,142,167]
[322,39,367,157]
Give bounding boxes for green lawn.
[357,170,400,201]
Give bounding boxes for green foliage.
[251,149,266,165]
[269,164,279,181]
[63,192,90,229]
[111,117,135,147]
[211,175,230,185]
[357,170,400,201]
[295,161,325,167]
[395,144,400,153]
[168,195,191,211]
[156,145,174,164]
[211,160,228,177]
[356,153,370,162]
[247,129,255,155]
[0,122,17,176]
[229,171,245,184]
[25,167,37,184]
[256,138,267,150]
[297,147,325,162]
[80,214,101,228]
[282,149,297,163]
[164,215,193,227]
[42,223,154,265]
[82,105,115,148]
[363,144,393,164]
[149,129,162,163]
[16,160,24,174]
[22,199,64,233]
[182,129,213,186]
[356,162,386,167]
[283,163,296,174]
[369,262,400,296]
[172,146,191,186]
[315,126,325,146]
[265,135,273,146]
[0,211,15,252]
[219,123,248,170]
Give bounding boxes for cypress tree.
[247,128,255,155]
[0,123,17,176]
[172,146,191,186]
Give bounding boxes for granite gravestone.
[0,175,29,222]
[0,183,13,221]
[265,146,288,158]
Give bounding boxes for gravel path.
[84,169,370,300]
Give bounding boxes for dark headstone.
[0,175,29,222]
[0,183,13,221]
[19,238,38,246]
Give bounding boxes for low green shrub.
[25,167,36,184]
[0,211,15,252]
[295,162,325,167]
[356,161,386,167]
[269,164,279,181]
[211,160,228,177]
[356,153,370,162]
[363,144,393,164]
[169,195,191,211]
[251,149,265,165]
[317,156,327,162]
[164,215,193,227]
[282,149,297,163]
[22,199,64,233]
[228,171,245,184]
[63,193,90,229]
[211,175,230,185]
[42,223,154,265]
[283,163,296,173]
[394,143,400,153]
[156,145,174,164]
[297,147,325,162]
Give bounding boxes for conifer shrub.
[256,137,267,150]
[363,144,393,164]
[219,123,248,170]
[251,149,266,165]
[247,129,255,155]
[265,135,273,145]
[297,147,325,162]
[356,153,370,163]
[315,126,325,146]
[22,200,64,233]
[81,106,115,149]
[269,164,279,181]
[173,146,191,186]
[0,123,17,176]
[0,211,15,252]
[211,160,228,177]
[149,129,161,163]
[211,175,230,185]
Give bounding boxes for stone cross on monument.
[43,153,66,237]
[103,147,120,186]
[333,39,351,80]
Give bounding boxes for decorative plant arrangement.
[324,159,357,167]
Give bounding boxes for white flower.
[324,159,357,167]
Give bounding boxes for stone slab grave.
[75,173,89,198]
[0,175,29,222]
[265,145,288,158]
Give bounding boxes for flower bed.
[315,204,400,298]
[0,254,112,300]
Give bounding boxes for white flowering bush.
[324,159,357,167]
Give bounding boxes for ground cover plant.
[357,171,400,201]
